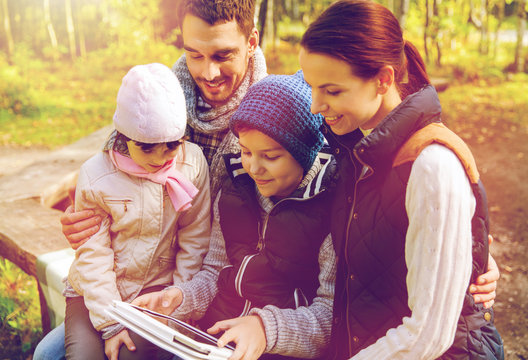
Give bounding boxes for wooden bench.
[0,125,113,333]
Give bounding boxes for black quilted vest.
[325,85,503,359]
[199,151,338,336]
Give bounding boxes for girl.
[299,0,503,359]
[64,63,211,360]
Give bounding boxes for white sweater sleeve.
[352,144,475,360]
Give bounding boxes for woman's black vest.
[325,85,503,359]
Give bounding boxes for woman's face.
[299,48,383,135]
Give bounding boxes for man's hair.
[178,0,256,38]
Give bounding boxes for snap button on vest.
[358,147,365,154]
[352,212,358,220]
[335,147,340,155]
[347,196,353,203]
[349,274,355,281]
[352,336,359,343]
[484,312,492,321]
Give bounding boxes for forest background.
[0,0,527,359]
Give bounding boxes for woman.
[299,0,504,359]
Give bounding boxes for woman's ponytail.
[402,40,430,98]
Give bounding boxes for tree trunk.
[479,0,489,55]
[2,0,14,63]
[43,0,59,60]
[255,0,264,29]
[432,0,441,66]
[65,0,77,60]
[394,0,410,28]
[493,0,505,60]
[76,1,86,57]
[260,0,275,52]
[514,0,527,72]
[424,0,431,63]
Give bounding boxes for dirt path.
[0,145,52,178]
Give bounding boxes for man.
[33,1,266,359]
[63,0,266,247]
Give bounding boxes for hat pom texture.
[230,70,324,172]
[113,63,187,144]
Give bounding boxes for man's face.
[182,15,258,108]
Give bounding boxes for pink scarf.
[109,150,198,212]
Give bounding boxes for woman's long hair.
[301,0,430,99]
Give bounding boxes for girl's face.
[238,129,304,198]
[299,48,384,135]
[126,141,179,173]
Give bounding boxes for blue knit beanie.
[230,70,324,173]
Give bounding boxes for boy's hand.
[470,235,500,308]
[131,287,183,315]
[61,187,101,249]
[208,315,266,360]
[104,329,135,360]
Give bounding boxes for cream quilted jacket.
[68,141,211,331]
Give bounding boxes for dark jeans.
[64,286,172,360]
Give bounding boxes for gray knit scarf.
[172,47,268,195]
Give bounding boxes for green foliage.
[277,18,306,44]
[0,42,183,148]
[439,72,528,146]
[0,257,42,359]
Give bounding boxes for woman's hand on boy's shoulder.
[131,287,183,315]
[208,315,266,360]
[470,253,499,308]
[469,235,500,309]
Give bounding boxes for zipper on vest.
[258,191,324,251]
[342,147,373,355]
[257,221,265,251]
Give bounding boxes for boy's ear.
[377,65,395,95]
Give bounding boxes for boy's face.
[238,129,304,198]
[182,14,258,107]
[126,141,179,173]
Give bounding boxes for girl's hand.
[470,235,500,308]
[131,287,183,315]
[207,315,266,360]
[104,329,135,360]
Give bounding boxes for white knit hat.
[113,63,187,143]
